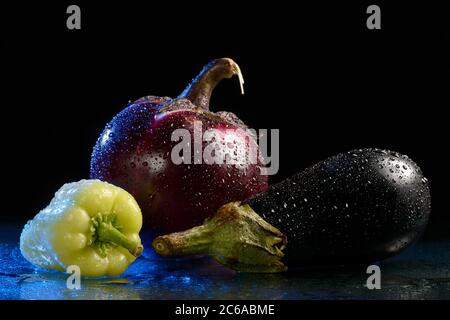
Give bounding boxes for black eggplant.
[152,149,431,272]
[245,148,431,266]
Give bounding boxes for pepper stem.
[178,58,245,111]
[96,222,143,257]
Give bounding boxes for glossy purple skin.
[90,96,268,235]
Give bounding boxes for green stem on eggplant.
[152,202,287,273]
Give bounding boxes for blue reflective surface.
[1,223,449,300]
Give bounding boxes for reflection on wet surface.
[1,224,449,300]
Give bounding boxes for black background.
[1,1,449,227]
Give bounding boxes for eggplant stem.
[178,58,244,110]
[152,202,287,273]
[152,225,213,256]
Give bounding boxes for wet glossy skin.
[245,149,431,266]
[90,96,268,235]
